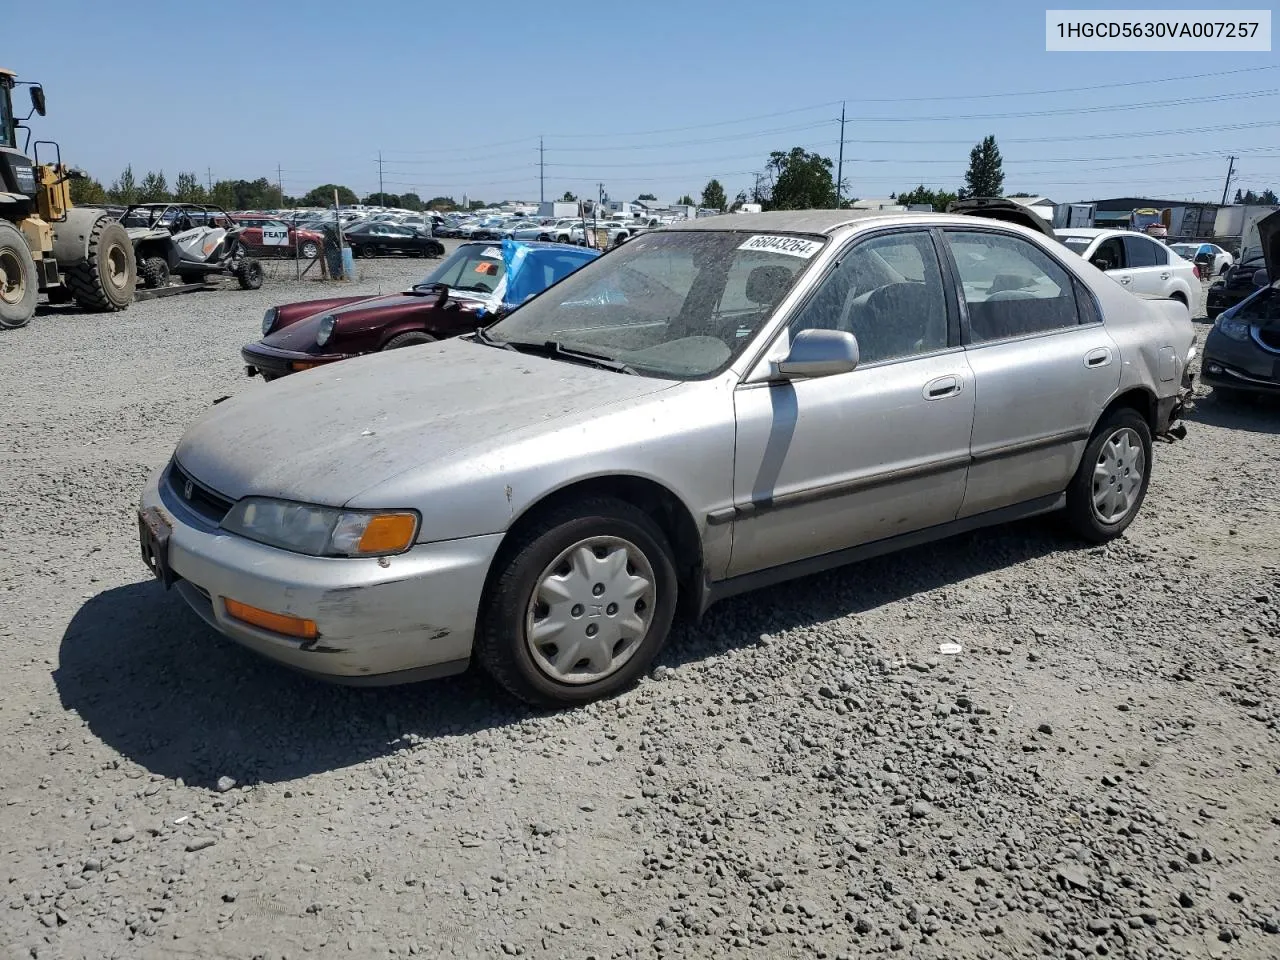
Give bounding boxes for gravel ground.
[2,258,1278,960]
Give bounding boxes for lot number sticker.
[738,235,822,258]
[262,222,290,246]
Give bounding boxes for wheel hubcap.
[0,250,24,305]
[1091,427,1145,524]
[524,536,656,685]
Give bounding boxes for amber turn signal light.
[356,513,418,554]
[224,598,318,639]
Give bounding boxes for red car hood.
[262,293,425,350]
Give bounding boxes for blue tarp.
[500,238,599,310]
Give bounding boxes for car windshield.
[1057,235,1094,254]
[483,230,824,379]
[417,244,506,295]
[1169,244,1196,258]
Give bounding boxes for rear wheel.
[139,256,170,289]
[382,331,436,350]
[1063,408,1152,543]
[299,240,320,259]
[236,259,264,290]
[0,222,38,329]
[62,216,135,312]
[476,496,678,707]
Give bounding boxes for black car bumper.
[241,342,347,379]
[1200,328,1280,394]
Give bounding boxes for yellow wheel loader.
[0,67,136,329]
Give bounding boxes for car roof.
[662,210,899,235]
[1054,228,1111,237]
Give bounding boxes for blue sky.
[10,0,1278,205]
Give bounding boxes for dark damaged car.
[1201,211,1280,397]
[242,240,600,380]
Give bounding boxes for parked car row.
[140,205,1200,710]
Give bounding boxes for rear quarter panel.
[1092,271,1195,408]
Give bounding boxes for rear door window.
[944,230,1080,342]
[1123,236,1164,267]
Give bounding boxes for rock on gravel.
[1,261,1279,958]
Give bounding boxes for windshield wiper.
[501,339,638,375]
[472,326,515,350]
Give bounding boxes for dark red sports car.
[241,240,600,380]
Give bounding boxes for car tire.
[139,256,170,289]
[0,220,39,329]
[1062,408,1153,544]
[476,496,678,708]
[300,240,320,259]
[382,331,436,350]
[429,241,444,258]
[1206,307,1222,320]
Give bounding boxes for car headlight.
[220,497,420,557]
[1215,312,1251,342]
[262,307,278,336]
[316,314,337,347]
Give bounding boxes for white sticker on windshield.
[738,235,823,258]
[481,246,502,258]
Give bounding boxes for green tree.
[1260,188,1278,204]
[560,190,577,202]
[896,184,958,212]
[173,171,207,203]
[1008,191,1034,198]
[963,135,1004,198]
[675,194,693,206]
[766,147,835,210]
[70,176,108,205]
[701,179,727,211]
[399,192,424,211]
[209,180,236,210]
[138,170,170,203]
[365,191,401,207]
[302,184,359,207]
[108,164,138,204]
[467,199,486,210]
[637,192,657,201]
[425,196,456,211]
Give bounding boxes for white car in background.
[1169,241,1234,277]
[1056,228,1199,313]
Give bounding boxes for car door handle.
[1117,275,1132,285]
[1160,272,1171,280]
[923,375,961,400]
[1084,347,1113,368]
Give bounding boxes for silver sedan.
[138,209,1196,706]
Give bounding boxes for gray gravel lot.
[2,255,1279,960]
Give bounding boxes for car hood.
[262,293,425,348]
[1258,209,1279,281]
[174,337,675,505]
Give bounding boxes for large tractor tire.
[52,209,135,312]
[0,220,39,329]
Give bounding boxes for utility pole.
[377,150,384,202]
[539,137,545,205]
[276,162,284,208]
[835,101,846,208]
[206,167,212,192]
[595,182,604,248]
[1220,155,1237,206]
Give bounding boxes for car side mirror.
[1091,257,1112,271]
[29,85,46,116]
[774,328,859,379]
[1254,269,1270,287]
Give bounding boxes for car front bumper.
[241,342,349,378]
[138,463,503,684]
[1201,329,1280,393]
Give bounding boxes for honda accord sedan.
[138,209,1195,707]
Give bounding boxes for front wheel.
[0,220,38,329]
[139,256,170,289]
[299,240,320,259]
[1062,408,1152,543]
[476,497,678,708]
[382,331,436,349]
[236,260,264,290]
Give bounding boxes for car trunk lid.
[946,198,1056,237]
